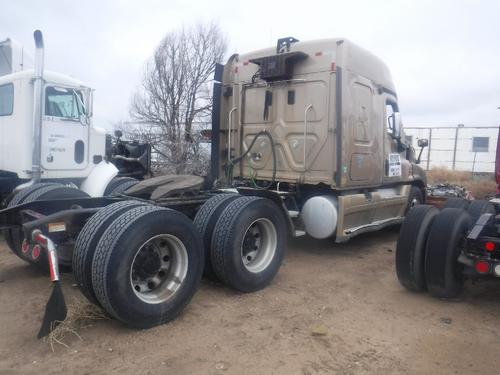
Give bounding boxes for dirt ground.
[1,230,500,375]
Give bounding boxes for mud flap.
[32,231,67,338]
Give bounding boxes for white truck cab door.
[41,85,89,170]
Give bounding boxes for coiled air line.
[225,130,277,189]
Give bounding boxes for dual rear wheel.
[8,187,288,328]
[74,194,287,328]
[397,199,492,299]
[74,202,203,328]
[194,194,288,292]
[4,183,89,268]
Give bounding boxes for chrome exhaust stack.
[12,30,45,194]
[31,30,44,184]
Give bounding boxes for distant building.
[404,125,499,173]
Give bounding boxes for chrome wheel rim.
[241,218,277,273]
[130,234,188,304]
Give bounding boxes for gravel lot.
[1,229,500,374]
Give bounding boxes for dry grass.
[44,300,107,351]
[427,167,497,199]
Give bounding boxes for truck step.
[294,229,306,237]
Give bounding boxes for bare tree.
[128,23,227,175]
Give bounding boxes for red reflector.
[475,261,490,274]
[315,51,322,56]
[243,61,249,66]
[234,67,238,73]
[485,241,495,251]
[331,62,336,72]
[32,245,41,260]
[21,240,30,254]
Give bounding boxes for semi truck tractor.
[0,35,428,336]
[0,31,151,206]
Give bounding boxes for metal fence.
[404,125,499,173]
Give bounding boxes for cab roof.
[0,69,87,88]
[231,38,396,93]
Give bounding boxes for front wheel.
[406,186,424,214]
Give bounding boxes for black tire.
[91,206,203,328]
[193,193,240,280]
[425,208,471,299]
[396,205,439,292]
[108,179,139,195]
[8,183,60,207]
[73,200,149,305]
[211,196,288,292]
[443,197,469,210]
[467,200,495,226]
[23,184,87,204]
[14,185,89,268]
[405,186,424,214]
[4,183,62,256]
[104,177,138,196]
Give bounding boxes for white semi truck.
[0,31,151,205]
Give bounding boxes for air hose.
[225,130,277,189]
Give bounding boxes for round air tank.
[300,195,338,239]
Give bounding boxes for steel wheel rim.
[241,218,277,273]
[130,234,188,304]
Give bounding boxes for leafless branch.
[128,22,227,175]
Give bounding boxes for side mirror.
[417,138,428,148]
[415,138,428,164]
[114,130,123,138]
[84,88,93,117]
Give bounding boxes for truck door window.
[0,83,14,116]
[45,86,84,119]
[385,103,396,135]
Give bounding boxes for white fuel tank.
[300,195,338,239]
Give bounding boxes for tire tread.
[73,200,147,304]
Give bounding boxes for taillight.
[485,241,495,252]
[21,240,30,254]
[475,261,490,274]
[32,245,41,260]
